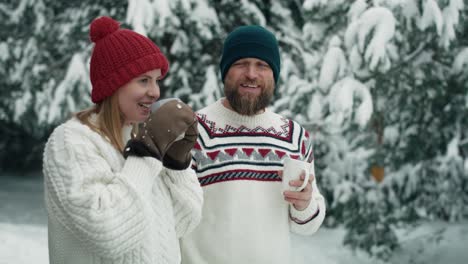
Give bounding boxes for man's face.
[224,58,275,116]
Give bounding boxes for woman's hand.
[124,99,198,170]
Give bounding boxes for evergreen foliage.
[1,0,467,260]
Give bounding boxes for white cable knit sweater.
[43,117,203,264]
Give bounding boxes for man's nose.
[245,65,259,79]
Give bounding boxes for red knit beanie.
[89,16,169,103]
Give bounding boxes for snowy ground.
[1,173,467,264]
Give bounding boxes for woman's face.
[117,69,162,125]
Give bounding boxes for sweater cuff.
[121,156,162,197]
[290,198,320,225]
[164,167,198,185]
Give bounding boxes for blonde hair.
[75,94,135,152]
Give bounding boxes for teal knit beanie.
[220,25,281,84]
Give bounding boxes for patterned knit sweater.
[180,99,326,264]
[43,117,203,264]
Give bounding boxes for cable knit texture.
[180,99,326,264]
[43,117,203,264]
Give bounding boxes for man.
[180,25,326,263]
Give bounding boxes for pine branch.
[0,4,11,15]
[357,35,437,83]
[400,36,434,64]
[293,0,305,22]
[460,138,468,146]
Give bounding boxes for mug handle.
[297,168,310,191]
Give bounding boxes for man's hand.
[279,170,314,211]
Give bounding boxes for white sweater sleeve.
[289,179,326,235]
[161,167,203,238]
[43,123,163,257]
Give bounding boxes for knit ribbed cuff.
[290,198,320,225]
[164,167,199,185]
[121,156,163,198]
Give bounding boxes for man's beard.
[224,80,274,116]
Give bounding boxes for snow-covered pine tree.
[0,0,127,170]
[2,0,467,261]
[296,0,468,260]
[376,0,468,226]
[163,0,222,109]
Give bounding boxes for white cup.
[282,158,312,192]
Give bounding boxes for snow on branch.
[408,0,463,49]
[10,0,33,23]
[418,0,443,35]
[439,0,464,48]
[46,53,88,124]
[345,7,396,73]
[126,0,156,36]
[327,77,373,128]
[302,0,329,10]
[347,0,367,22]
[451,47,468,75]
[241,0,266,26]
[189,65,220,110]
[126,0,220,39]
[402,0,419,29]
[192,0,221,39]
[126,0,171,35]
[319,36,347,93]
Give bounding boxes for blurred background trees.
[1,0,467,260]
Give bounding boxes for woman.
[43,16,202,264]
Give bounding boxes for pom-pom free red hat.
[89,16,169,103]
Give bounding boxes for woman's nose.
[148,83,160,100]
